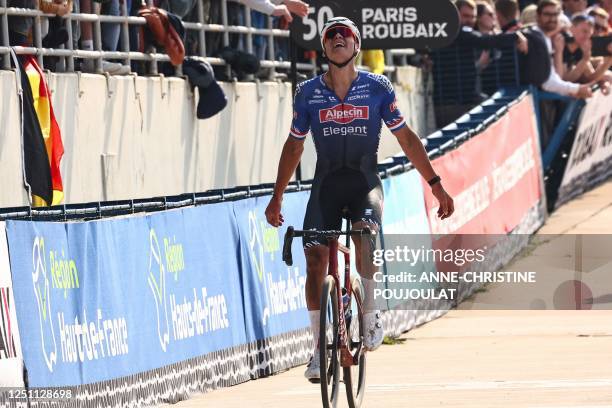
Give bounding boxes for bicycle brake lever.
[282,226,295,266]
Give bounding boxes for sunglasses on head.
[324,26,354,40]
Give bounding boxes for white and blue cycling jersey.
[290,71,406,180]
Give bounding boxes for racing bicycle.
[282,223,374,408]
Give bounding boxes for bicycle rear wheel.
[344,277,367,408]
[320,275,340,408]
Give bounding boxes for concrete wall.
[0,66,432,207]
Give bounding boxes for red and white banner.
[0,222,24,387]
[423,96,543,234]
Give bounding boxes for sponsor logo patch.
[319,104,369,125]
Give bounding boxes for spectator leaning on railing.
[557,14,612,88]
[8,0,71,46]
[230,0,308,22]
[534,0,593,97]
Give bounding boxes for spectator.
[534,0,592,97]
[563,0,588,17]
[8,0,71,46]
[229,0,308,23]
[589,6,611,33]
[558,14,612,83]
[100,0,121,52]
[432,0,528,127]
[496,0,523,31]
[476,1,499,33]
[521,4,539,24]
[78,0,129,74]
[597,0,612,28]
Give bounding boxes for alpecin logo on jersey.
[319,104,369,125]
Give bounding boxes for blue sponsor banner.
[6,203,247,387]
[381,170,436,309]
[382,170,430,234]
[234,192,310,342]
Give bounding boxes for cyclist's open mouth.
[334,41,345,49]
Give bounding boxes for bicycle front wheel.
[320,275,340,408]
[344,277,367,408]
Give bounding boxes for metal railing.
[431,44,520,105]
[0,0,320,77]
[0,0,418,78]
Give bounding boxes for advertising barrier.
[234,192,311,376]
[4,194,311,405]
[7,205,249,404]
[0,222,24,388]
[420,95,546,305]
[422,96,543,235]
[557,90,612,207]
[380,171,449,335]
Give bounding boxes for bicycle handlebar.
[282,226,376,266]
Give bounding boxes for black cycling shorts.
[302,168,383,249]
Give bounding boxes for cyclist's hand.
[265,196,285,227]
[432,183,454,220]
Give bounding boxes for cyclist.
[265,16,454,382]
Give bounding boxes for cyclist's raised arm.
[266,82,311,227]
[266,138,305,227]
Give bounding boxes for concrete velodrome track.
[163,181,612,408]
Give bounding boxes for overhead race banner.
[0,222,24,387]
[422,96,543,234]
[558,90,612,204]
[6,204,247,387]
[291,0,460,50]
[234,192,310,343]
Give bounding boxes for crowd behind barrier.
[0,93,548,408]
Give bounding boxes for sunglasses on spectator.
[541,11,560,17]
[594,24,608,32]
[324,26,354,40]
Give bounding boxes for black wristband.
[427,175,441,186]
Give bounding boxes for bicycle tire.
[320,275,340,408]
[344,277,367,408]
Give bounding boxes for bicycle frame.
[327,235,360,368]
[282,226,371,368]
